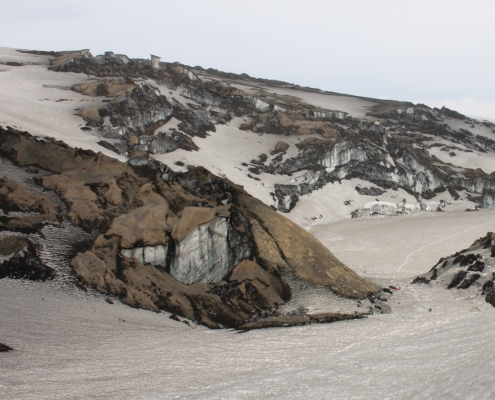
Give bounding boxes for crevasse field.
[2,211,495,400]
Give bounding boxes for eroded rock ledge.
[0,126,378,329]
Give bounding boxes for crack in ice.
[395,219,495,275]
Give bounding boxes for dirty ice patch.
[285,178,418,227]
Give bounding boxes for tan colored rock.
[79,107,102,124]
[128,148,148,159]
[240,194,378,299]
[0,214,57,231]
[106,204,172,248]
[0,177,58,215]
[132,183,168,208]
[41,174,105,228]
[73,80,136,98]
[172,207,217,242]
[229,260,286,307]
[128,136,139,147]
[104,178,123,206]
[270,141,289,155]
[170,204,233,243]
[249,219,289,271]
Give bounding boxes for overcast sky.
[2,0,495,119]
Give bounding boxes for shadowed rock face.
[0,127,378,328]
[0,342,13,352]
[0,236,55,281]
[413,232,495,308]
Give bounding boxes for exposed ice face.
[121,244,168,267]
[171,217,250,284]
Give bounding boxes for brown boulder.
[0,213,57,232]
[270,141,289,155]
[229,259,289,307]
[106,204,174,248]
[0,177,58,215]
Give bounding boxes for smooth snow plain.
[2,211,495,400]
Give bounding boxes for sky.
[2,0,495,119]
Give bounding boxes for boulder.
[106,204,174,248]
[0,177,58,215]
[0,213,58,233]
[270,141,289,155]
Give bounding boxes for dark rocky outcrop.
[355,186,386,197]
[237,312,365,331]
[0,127,378,329]
[0,342,13,352]
[413,232,495,307]
[0,236,55,280]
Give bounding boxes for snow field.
[2,211,495,399]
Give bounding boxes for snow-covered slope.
[2,46,495,226]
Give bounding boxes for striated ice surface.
[121,244,168,267]
[278,273,375,315]
[171,217,250,284]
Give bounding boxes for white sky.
[2,0,495,118]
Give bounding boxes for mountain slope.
[2,46,495,229]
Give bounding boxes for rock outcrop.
[413,232,495,307]
[37,49,495,216]
[0,236,55,280]
[0,342,13,352]
[1,126,378,329]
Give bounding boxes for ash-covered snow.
[2,46,495,399]
[2,211,495,399]
[153,117,316,207]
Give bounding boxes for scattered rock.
[0,177,59,215]
[0,342,13,352]
[413,232,495,306]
